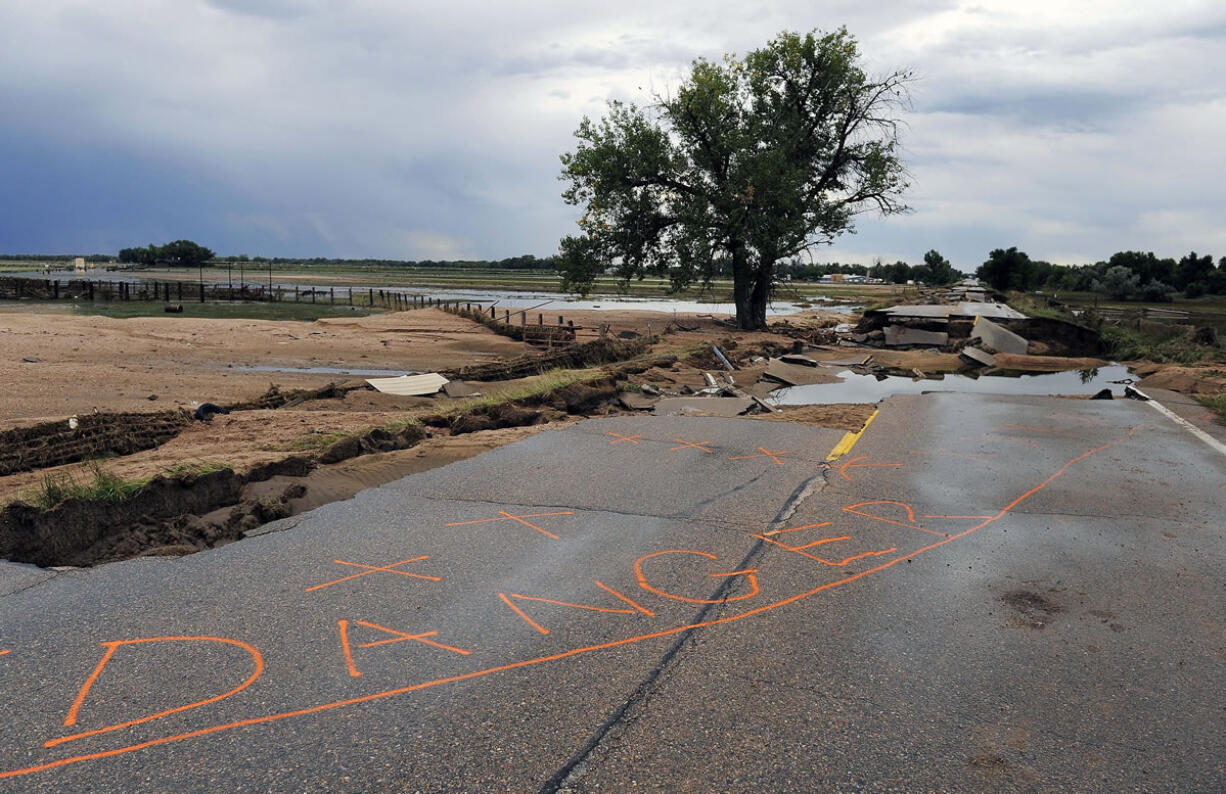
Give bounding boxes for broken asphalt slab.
[969,316,1029,355]
[883,326,950,347]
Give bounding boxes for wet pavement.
[1,396,1223,791]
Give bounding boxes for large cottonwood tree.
[557,28,911,329]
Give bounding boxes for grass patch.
[1196,394,1226,424]
[1099,325,1225,364]
[27,462,149,510]
[162,461,233,477]
[1005,292,1076,321]
[70,301,381,322]
[287,430,352,452]
[434,369,607,418]
[381,416,423,433]
[287,417,422,453]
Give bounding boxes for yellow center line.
[825,409,880,461]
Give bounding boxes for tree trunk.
[739,260,773,330]
[730,241,757,330]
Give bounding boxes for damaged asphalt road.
[1,397,1224,792]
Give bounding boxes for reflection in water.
[1078,368,1099,384]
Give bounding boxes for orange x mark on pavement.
[837,455,902,481]
[607,432,642,445]
[729,447,788,465]
[670,438,713,453]
[446,510,574,540]
[306,555,441,593]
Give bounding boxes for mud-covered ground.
[0,307,528,425]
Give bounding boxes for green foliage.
[437,369,607,417]
[1196,394,1226,425]
[1093,266,1139,300]
[977,247,1039,291]
[1183,281,1207,299]
[27,462,148,510]
[922,249,957,285]
[557,28,911,329]
[1099,325,1225,364]
[1176,251,1214,289]
[1135,280,1174,302]
[119,240,215,267]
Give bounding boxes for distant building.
[72,257,86,271]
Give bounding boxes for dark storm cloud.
[0,1,1223,264]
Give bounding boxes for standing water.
[768,365,1134,405]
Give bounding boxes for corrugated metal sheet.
[366,373,449,396]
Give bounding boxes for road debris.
[969,316,1029,355]
[366,373,447,396]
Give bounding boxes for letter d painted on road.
[45,636,264,749]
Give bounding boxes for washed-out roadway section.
[1,399,1223,791]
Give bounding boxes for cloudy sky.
[1,1,1223,270]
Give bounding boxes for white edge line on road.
[1128,386,1226,459]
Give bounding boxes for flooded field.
[9,271,857,316]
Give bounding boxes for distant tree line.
[218,253,556,270]
[976,247,1226,302]
[118,240,216,267]
[774,250,961,285]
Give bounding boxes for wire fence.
[1,276,454,311]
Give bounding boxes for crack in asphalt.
[0,569,60,601]
[406,491,763,535]
[538,468,832,793]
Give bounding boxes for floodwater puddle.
[768,365,1134,405]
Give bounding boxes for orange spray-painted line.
[445,511,572,539]
[923,514,994,520]
[0,649,10,656]
[606,432,642,445]
[634,550,761,604]
[669,438,713,453]
[497,511,560,540]
[762,521,832,537]
[46,637,264,749]
[837,455,902,481]
[842,501,948,537]
[756,534,898,566]
[446,511,573,527]
[61,645,120,727]
[594,580,655,616]
[729,447,788,465]
[498,592,549,635]
[306,556,439,593]
[0,424,1146,783]
[508,594,635,614]
[788,536,853,552]
[352,621,470,656]
[338,620,361,678]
